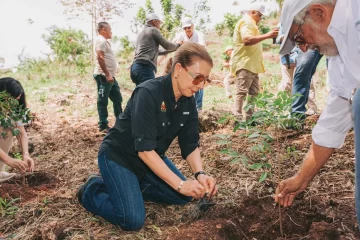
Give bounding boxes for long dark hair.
[0,77,27,109]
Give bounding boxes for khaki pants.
[234,69,260,121]
[278,64,318,113]
[224,73,235,97]
[0,127,14,172]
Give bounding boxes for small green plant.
[0,197,19,216]
[0,91,31,138]
[216,91,302,182]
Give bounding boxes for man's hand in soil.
[196,174,218,199]
[275,175,308,207]
[4,158,28,173]
[180,180,205,199]
[106,74,114,83]
[23,153,34,172]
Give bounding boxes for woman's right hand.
[179,180,205,199]
[4,158,28,173]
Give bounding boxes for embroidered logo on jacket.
[161,101,167,112]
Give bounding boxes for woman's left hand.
[196,174,218,198]
[23,154,34,172]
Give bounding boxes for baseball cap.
[146,13,163,23]
[246,2,267,16]
[279,0,312,54]
[182,17,193,28]
[224,46,233,53]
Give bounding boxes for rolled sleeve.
[131,88,158,152]
[240,23,255,39]
[96,38,106,52]
[178,103,200,159]
[312,90,353,148]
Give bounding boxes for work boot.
[76,174,102,204]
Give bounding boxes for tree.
[59,0,133,63]
[42,26,90,74]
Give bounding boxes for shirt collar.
[328,0,349,34]
[244,14,257,25]
[163,73,186,104]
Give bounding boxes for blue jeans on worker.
[291,49,322,118]
[195,89,203,110]
[94,75,123,129]
[352,89,360,229]
[80,150,191,231]
[130,63,155,86]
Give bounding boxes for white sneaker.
[0,172,17,183]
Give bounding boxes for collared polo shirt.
[99,73,200,180]
[230,14,265,75]
[93,35,117,77]
[312,0,360,148]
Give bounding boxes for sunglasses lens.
[192,75,204,85]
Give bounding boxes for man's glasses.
[185,68,211,86]
[291,12,308,46]
[183,26,192,30]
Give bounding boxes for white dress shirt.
[312,0,360,148]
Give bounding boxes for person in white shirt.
[173,17,206,111]
[93,22,123,132]
[274,0,360,226]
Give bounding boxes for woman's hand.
[4,158,28,173]
[23,153,34,172]
[179,180,205,199]
[196,174,218,199]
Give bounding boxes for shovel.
[181,193,216,222]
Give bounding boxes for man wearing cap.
[231,3,278,121]
[173,17,206,111]
[131,13,180,85]
[274,0,360,227]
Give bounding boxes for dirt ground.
[0,88,358,240]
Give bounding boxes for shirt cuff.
[181,142,199,160]
[134,136,157,152]
[312,125,347,149]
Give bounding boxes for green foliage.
[0,91,31,137]
[145,0,154,13]
[114,36,135,61]
[258,22,271,35]
[215,91,302,182]
[42,26,90,74]
[215,13,241,36]
[0,197,19,217]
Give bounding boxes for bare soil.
[0,84,358,240]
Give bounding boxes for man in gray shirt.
[94,22,122,132]
[130,13,180,85]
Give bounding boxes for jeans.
[352,89,360,229]
[130,63,155,85]
[291,49,322,118]
[195,89,204,110]
[94,75,123,128]
[80,150,191,231]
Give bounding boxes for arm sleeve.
[152,28,179,51]
[178,100,200,159]
[240,23,254,39]
[197,31,206,46]
[95,39,107,52]
[131,88,158,152]
[172,32,183,43]
[312,89,353,148]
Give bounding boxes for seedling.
[198,193,216,212]
[0,197,19,217]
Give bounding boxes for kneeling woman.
[77,42,217,230]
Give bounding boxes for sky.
[0,0,279,67]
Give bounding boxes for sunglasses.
[183,26,192,30]
[184,67,211,86]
